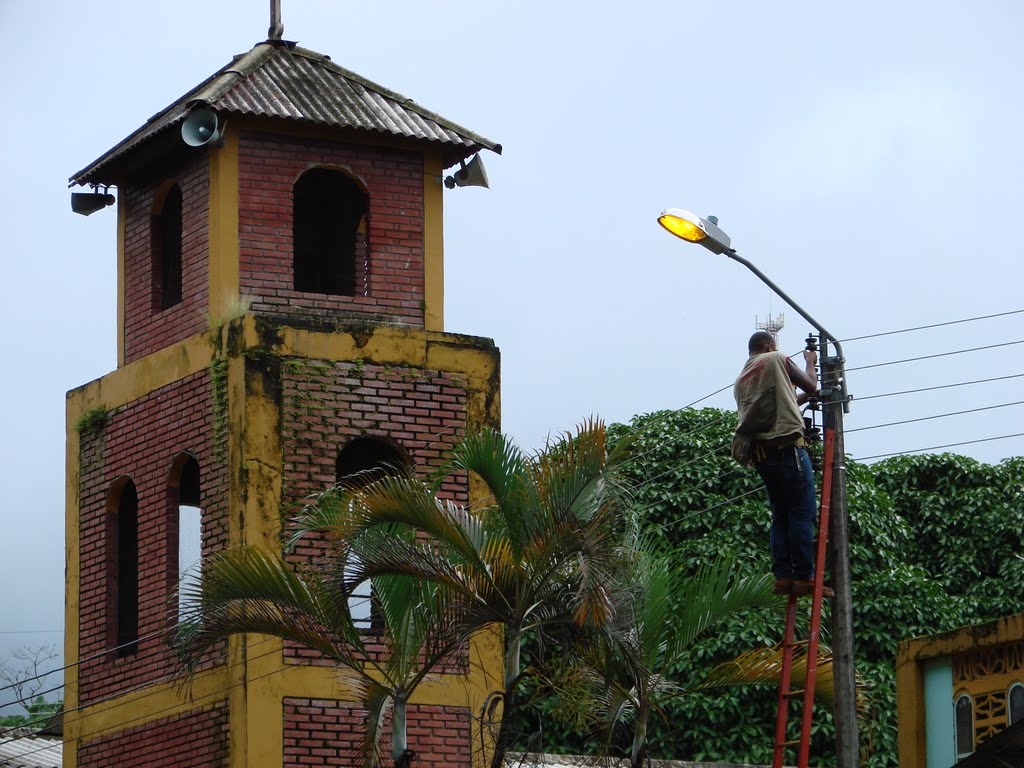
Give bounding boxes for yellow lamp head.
[657,208,733,254]
[657,209,707,243]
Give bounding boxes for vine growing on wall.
[76,405,112,475]
[209,357,229,465]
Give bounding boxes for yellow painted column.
[208,127,241,323]
[895,645,926,768]
[235,315,286,768]
[423,150,445,332]
[63,399,82,768]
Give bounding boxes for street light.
[658,208,858,768]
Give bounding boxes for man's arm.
[787,349,820,404]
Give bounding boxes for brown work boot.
[773,578,793,595]
[792,580,834,599]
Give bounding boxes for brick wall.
[78,702,229,767]
[122,157,210,365]
[77,368,228,705]
[278,357,469,668]
[283,698,471,767]
[238,132,426,326]
[280,357,468,543]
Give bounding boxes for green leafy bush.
[516,408,1024,767]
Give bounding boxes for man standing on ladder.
[734,330,833,598]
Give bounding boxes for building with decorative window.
[896,613,1024,766]
[64,32,502,768]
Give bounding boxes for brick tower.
[64,36,501,768]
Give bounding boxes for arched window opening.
[955,694,974,759]
[336,437,408,629]
[293,168,368,296]
[173,456,202,620]
[111,479,139,656]
[336,437,408,486]
[1010,683,1024,725]
[153,184,183,310]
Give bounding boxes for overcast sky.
[1,1,1022,707]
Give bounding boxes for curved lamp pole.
[657,209,858,768]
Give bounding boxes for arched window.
[293,168,368,296]
[110,478,139,656]
[170,455,202,619]
[336,437,408,629]
[336,437,407,485]
[1010,683,1024,725]
[153,184,183,310]
[955,694,974,759]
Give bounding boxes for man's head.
[748,330,776,355]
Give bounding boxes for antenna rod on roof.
[269,0,284,40]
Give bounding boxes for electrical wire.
[831,339,1024,375]
[0,630,61,635]
[854,433,1024,462]
[817,373,1024,405]
[0,649,292,766]
[0,633,283,753]
[523,312,1023,500]
[846,400,1024,434]
[0,605,206,694]
[837,308,1024,343]
[641,486,766,537]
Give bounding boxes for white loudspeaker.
[444,154,490,189]
[181,107,223,147]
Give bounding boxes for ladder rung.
[783,688,805,696]
[778,739,801,747]
[785,639,811,648]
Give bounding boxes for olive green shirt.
[734,351,805,447]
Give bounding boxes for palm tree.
[171,544,460,767]
[532,550,785,768]
[292,421,632,768]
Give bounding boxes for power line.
[3,655,292,768]
[0,634,283,754]
[835,339,1024,374]
[642,486,766,537]
[819,373,1024,405]
[846,401,1024,434]
[0,606,197,694]
[854,433,1024,462]
[837,308,1024,343]
[0,630,62,636]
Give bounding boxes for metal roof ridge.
[189,42,277,106]
[285,44,501,154]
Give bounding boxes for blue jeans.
[754,445,817,580]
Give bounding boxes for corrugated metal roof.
[70,40,500,186]
[0,733,62,768]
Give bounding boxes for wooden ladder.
[772,427,835,768]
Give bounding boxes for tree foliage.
[516,408,1024,767]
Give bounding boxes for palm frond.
[443,428,536,555]
[668,560,781,657]
[702,643,872,721]
[171,546,364,673]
